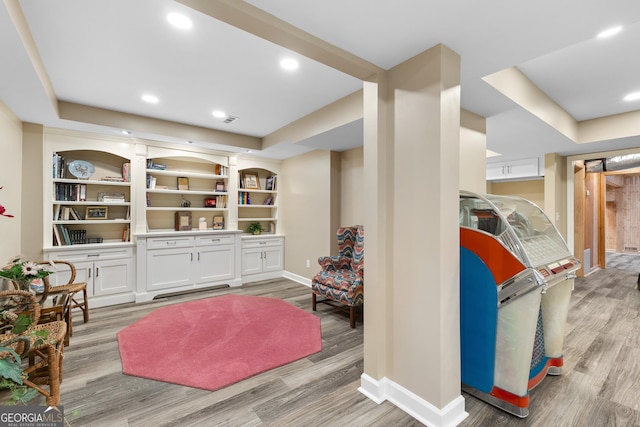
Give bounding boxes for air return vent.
[223,116,238,124]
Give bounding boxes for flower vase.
[14,279,35,294]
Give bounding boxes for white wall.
[0,101,22,263]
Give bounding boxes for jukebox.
[459,191,580,417]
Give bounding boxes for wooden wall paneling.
[621,175,640,253]
[574,162,585,277]
[597,173,605,269]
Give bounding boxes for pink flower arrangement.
[0,186,14,218]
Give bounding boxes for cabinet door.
[195,245,235,284]
[147,247,194,291]
[486,162,505,180]
[71,261,95,298]
[507,158,539,179]
[262,246,283,273]
[241,247,264,276]
[93,258,133,296]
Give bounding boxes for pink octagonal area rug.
[117,294,322,391]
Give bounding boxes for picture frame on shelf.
[86,206,108,220]
[244,173,260,190]
[213,216,224,230]
[177,177,189,191]
[175,211,192,231]
[215,181,225,192]
[265,176,275,191]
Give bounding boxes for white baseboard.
[359,374,468,427]
[283,270,311,287]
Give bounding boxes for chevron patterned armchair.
[311,225,364,328]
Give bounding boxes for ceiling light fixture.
[212,110,226,119]
[280,58,299,71]
[186,140,193,144]
[624,91,640,101]
[167,13,192,30]
[121,130,131,135]
[142,94,159,104]
[597,25,622,39]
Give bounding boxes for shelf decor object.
[86,206,108,220]
[175,211,192,231]
[68,160,95,179]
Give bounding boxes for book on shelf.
[122,225,130,242]
[263,196,273,206]
[122,163,131,182]
[102,176,126,182]
[177,177,189,191]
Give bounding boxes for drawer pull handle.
[88,253,100,258]
[211,239,220,242]
[167,241,177,246]
[259,242,267,245]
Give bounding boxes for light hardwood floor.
[5,268,640,426]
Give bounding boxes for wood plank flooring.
[3,267,640,426]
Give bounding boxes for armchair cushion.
[318,256,352,271]
[312,270,363,307]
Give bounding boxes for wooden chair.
[0,289,66,406]
[40,260,89,338]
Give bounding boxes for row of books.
[147,159,167,170]
[238,194,274,205]
[55,183,87,201]
[53,225,87,245]
[215,164,229,176]
[52,152,67,179]
[55,205,84,220]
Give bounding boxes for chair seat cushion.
[312,270,363,307]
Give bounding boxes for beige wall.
[280,149,335,279]
[21,123,45,260]
[459,127,486,193]
[0,101,23,263]
[364,44,462,410]
[488,179,545,209]
[340,146,364,226]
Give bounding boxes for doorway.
[574,159,640,276]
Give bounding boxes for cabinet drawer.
[47,246,133,261]
[147,236,194,249]
[195,234,235,247]
[242,237,284,249]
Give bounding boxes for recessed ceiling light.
[167,13,192,30]
[624,91,640,101]
[245,150,252,153]
[121,130,131,135]
[142,94,159,104]
[186,140,193,144]
[280,58,299,71]
[597,25,622,39]
[212,110,226,119]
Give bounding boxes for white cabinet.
[241,235,284,282]
[136,231,242,302]
[487,158,540,181]
[44,245,134,308]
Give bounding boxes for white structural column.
[360,44,467,427]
